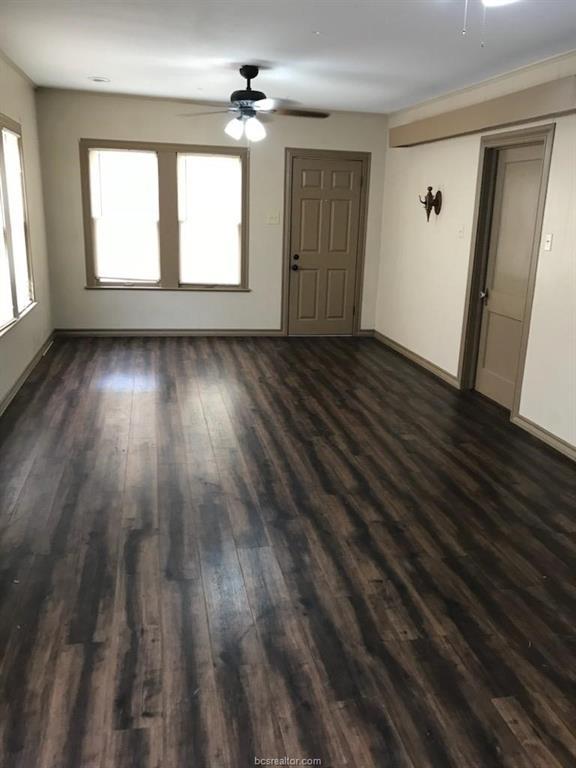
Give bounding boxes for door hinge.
[352,305,356,316]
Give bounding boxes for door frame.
[459,124,555,420]
[281,147,371,336]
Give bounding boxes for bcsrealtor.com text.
[254,758,321,766]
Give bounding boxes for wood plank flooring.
[0,336,575,767]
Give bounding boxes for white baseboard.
[511,413,576,463]
[372,330,461,389]
[54,328,285,337]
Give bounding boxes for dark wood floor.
[1,337,576,767]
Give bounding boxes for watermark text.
[254,758,321,766]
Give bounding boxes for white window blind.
[89,149,160,282]
[0,187,14,329]
[177,153,242,285]
[0,125,34,331]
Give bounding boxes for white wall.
[376,133,480,375]
[36,90,387,332]
[520,116,576,446]
[375,54,576,449]
[0,53,52,407]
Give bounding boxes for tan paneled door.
[288,155,364,335]
[475,143,545,408]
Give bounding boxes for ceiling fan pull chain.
[481,5,488,48]
[462,0,469,35]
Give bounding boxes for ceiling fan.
[180,65,330,142]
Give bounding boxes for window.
[89,149,160,283]
[178,154,242,286]
[0,193,13,329]
[81,140,248,290]
[0,115,34,332]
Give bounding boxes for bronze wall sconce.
[419,187,442,221]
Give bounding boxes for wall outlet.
[543,233,553,252]
[457,227,465,240]
[266,212,280,225]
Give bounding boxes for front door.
[288,155,363,335]
[475,143,545,408]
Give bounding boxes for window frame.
[79,139,250,291]
[0,112,35,334]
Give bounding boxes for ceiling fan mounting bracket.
[239,64,260,82]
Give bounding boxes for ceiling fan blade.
[275,108,330,119]
[178,110,232,118]
[253,98,277,112]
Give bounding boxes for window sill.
[84,285,251,292]
[0,301,38,340]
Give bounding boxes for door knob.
[291,264,299,271]
[293,254,300,260]
[480,289,489,301]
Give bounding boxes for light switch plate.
[543,233,553,252]
[266,213,280,225]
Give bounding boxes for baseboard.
[372,330,461,389]
[0,333,55,419]
[511,413,576,464]
[371,332,576,462]
[54,328,286,338]
[4,328,573,465]
[55,328,377,338]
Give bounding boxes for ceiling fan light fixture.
[224,117,244,140]
[482,0,522,6]
[244,116,266,142]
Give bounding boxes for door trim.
[459,124,555,416]
[281,148,371,335]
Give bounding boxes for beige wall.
[376,132,479,375]
[36,89,387,332]
[0,54,52,407]
[376,53,576,449]
[519,115,576,446]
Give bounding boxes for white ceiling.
[1,0,576,113]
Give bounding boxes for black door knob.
[293,254,300,260]
[291,264,299,271]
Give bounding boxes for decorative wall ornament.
[419,187,442,222]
